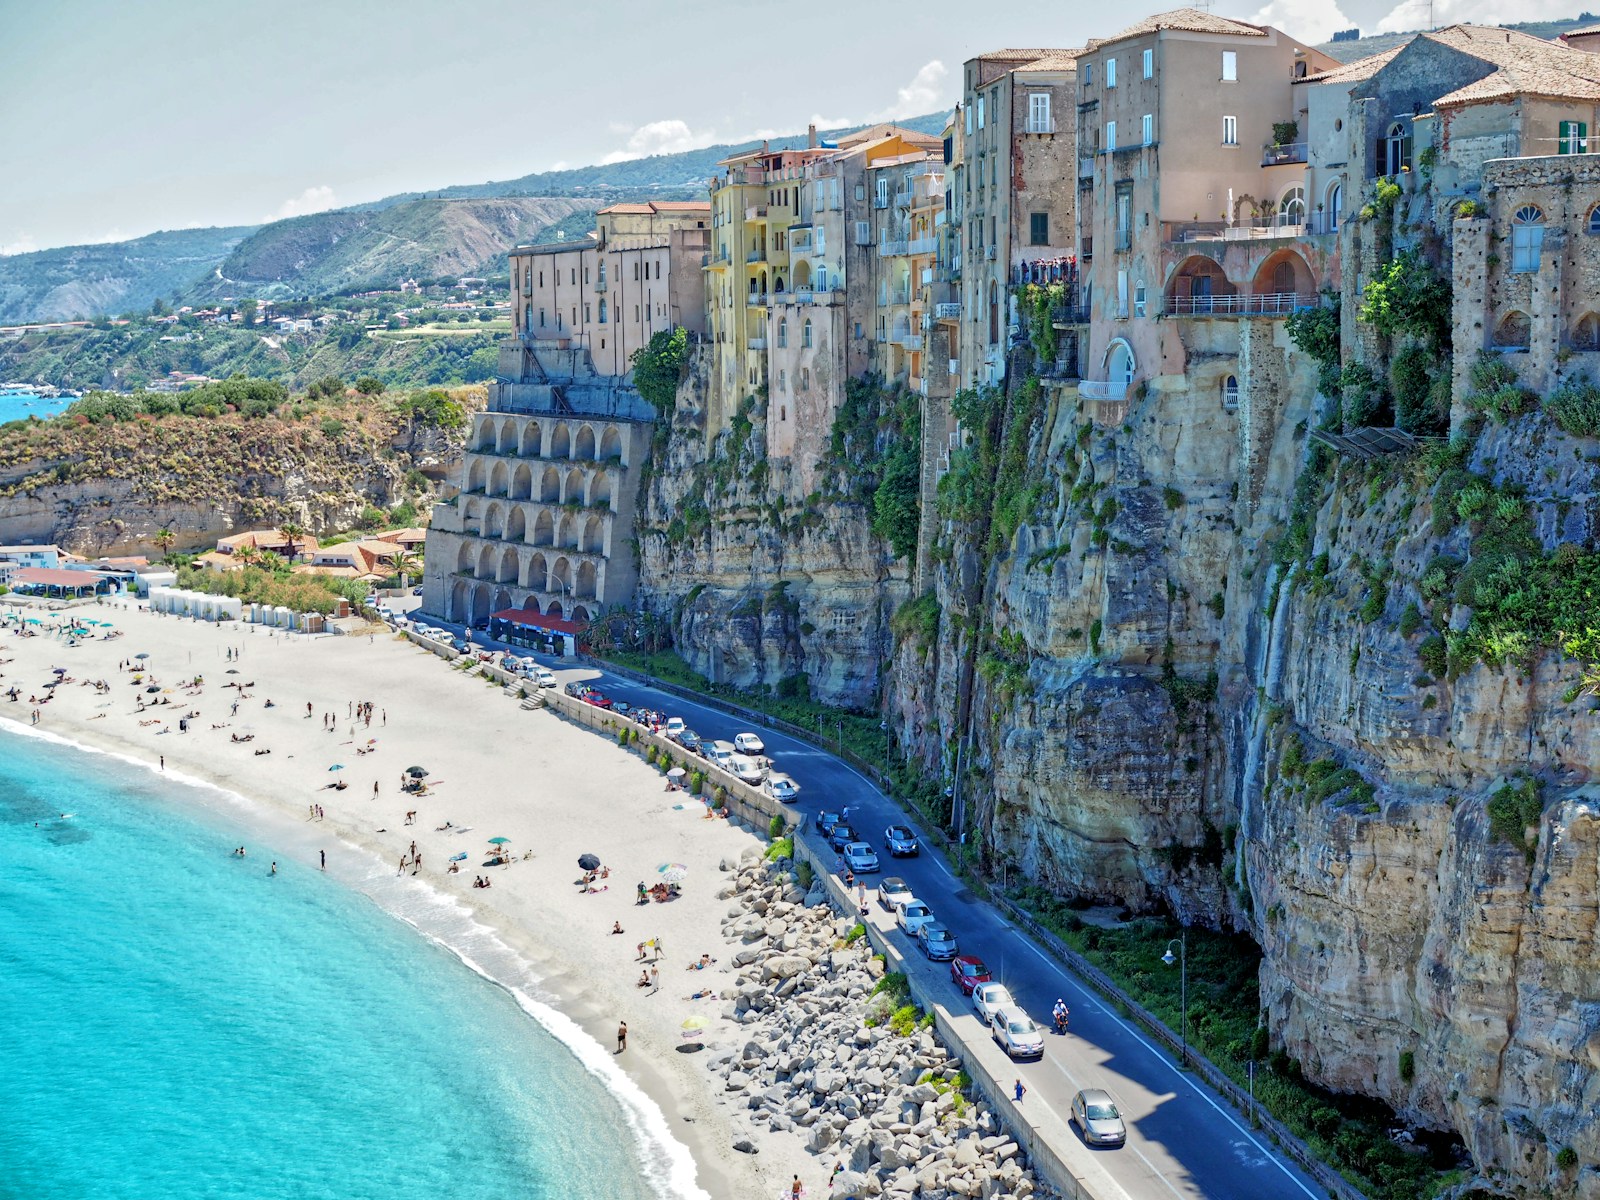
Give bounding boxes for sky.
[0,0,1571,254]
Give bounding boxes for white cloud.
[268,185,339,221]
[1248,0,1355,44]
[1374,0,1574,33]
[600,119,719,164]
[0,234,38,256]
[876,60,950,120]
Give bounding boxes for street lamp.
[1162,932,1188,1067]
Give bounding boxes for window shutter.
[1375,136,1387,176]
[1560,121,1571,155]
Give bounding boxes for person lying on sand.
[686,988,713,1000]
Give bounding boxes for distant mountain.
[1314,11,1598,61]
[0,226,257,326]
[0,111,951,324]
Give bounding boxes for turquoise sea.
[0,388,73,424]
[0,725,694,1200]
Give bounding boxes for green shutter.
[1581,123,1591,154]
[1560,121,1572,155]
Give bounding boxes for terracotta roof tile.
[1081,7,1268,53]
[1424,24,1600,106]
[1297,44,1407,85]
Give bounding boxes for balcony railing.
[1164,217,1309,243]
[874,195,890,209]
[894,189,913,207]
[934,301,961,318]
[746,205,768,221]
[1051,304,1091,325]
[1165,291,1316,317]
[1079,379,1129,401]
[907,236,939,255]
[593,280,607,293]
[1261,142,1309,166]
[747,336,768,350]
[1114,229,1132,251]
[747,250,767,263]
[1025,119,1057,135]
[878,239,909,257]
[903,334,924,350]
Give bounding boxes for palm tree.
[279,521,306,562]
[234,545,261,571]
[256,550,286,574]
[393,550,420,591]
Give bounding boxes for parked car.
[972,982,1016,1025]
[583,692,614,710]
[1070,1089,1127,1147]
[884,825,921,857]
[765,773,800,802]
[705,740,736,769]
[611,701,632,716]
[842,842,880,874]
[533,668,556,688]
[815,809,843,837]
[950,956,991,995]
[733,731,766,756]
[564,682,591,699]
[678,729,702,752]
[728,755,766,786]
[412,585,423,596]
[664,717,686,740]
[918,923,958,961]
[877,876,915,913]
[896,900,935,936]
[827,822,859,853]
[991,1010,1045,1060]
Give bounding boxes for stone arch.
[519,420,543,457]
[571,604,591,623]
[1494,311,1531,350]
[556,512,575,550]
[476,544,496,580]
[506,505,527,543]
[574,424,597,461]
[598,425,623,464]
[550,556,573,593]
[591,470,613,509]
[510,463,533,501]
[1222,375,1240,410]
[450,578,472,622]
[550,423,571,459]
[576,560,598,600]
[582,514,605,554]
[455,543,476,574]
[793,259,812,288]
[492,586,513,615]
[473,419,496,452]
[563,467,585,504]
[532,509,555,547]
[520,596,543,616]
[1252,248,1313,298]
[1166,254,1237,314]
[1572,312,1600,351]
[546,599,564,619]
[497,545,520,584]
[482,502,505,539]
[526,552,549,590]
[489,460,510,498]
[1105,338,1136,385]
[466,458,487,494]
[470,582,494,625]
[540,466,561,503]
[498,417,518,454]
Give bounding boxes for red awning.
[490,607,583,635]
[11,567,107,587]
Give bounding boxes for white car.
[878,877,914,912]
[972,982,1017,1025]
[728,755,766,786]
[734,731,765,755]
[896,900,935,936]
[843,842,880,873]
[533,667,556,688]
[766,773,800,802]
[991,1010,1045,1060]
[705,740,736,769]
[664,717,686,740]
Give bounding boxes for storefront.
[488,607,581,657]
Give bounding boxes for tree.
[154,527,176,561]
[238,300,257,328]
[150,297,171,318]
[355,376,385,395]
[393,550,419,590]
[279,521,306,561]
[255,550,287,574]
[631,327,688,415]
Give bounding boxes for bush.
[1557,1147,1579,1171]
[355,376,385,395]
[795,859,814,890]
[631,327,688,415]
[1360,579,1389,624]
[1163,486,1184,511]
[1359,250,1451,349]
[1486,776,1542,861]
[1418,634,1449,677]
[1340,361,1383,430]
[765,836,794,861]
[768,813,786,840]
[1392,344,1448,435]
[889,1004,920,1037]
[1398,603,1424,638]
[1399,1049,1415,1082]
[1545,376,1600,438]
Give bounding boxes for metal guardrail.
[1165,291,1315,317]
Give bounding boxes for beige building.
[510,201,709,377]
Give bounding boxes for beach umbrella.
[657,862,688,876]
[406,765,428,778]
[135,652,150,659]
[577,853,601,871]
[450,852,468,862]
[488,837,512,845]
[226,669,239,675]
[666,767,686,779]
[680,1015,710,1042]
[328,764,344,771]
[660,865,688,884]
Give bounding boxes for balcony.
[908,236,939,255]
[1025,119,1057,135]
[593,280,607,293]
[873,195,890,209]
[985,246,997,261]
[1114,229,1132,251]
[1051,304,1090,325]
[1261,142,1308,166]
[747,336,768,350]
[747,293,769,308]
[746,250,767,264]
[746,205,768,221]
[894,189,913,208]
[1079,379,1129,401]
[935,301,961,318]
[903,333,924,350]
[1163,217,1308,243]
[1165,291,1316,317]
[878,239,909,257]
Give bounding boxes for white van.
[728,755,767,786]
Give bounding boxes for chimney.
[808,123,818,148]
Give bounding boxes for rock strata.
[712,852,1056,1200]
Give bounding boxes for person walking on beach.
[320,849,326,871]
[373,781,379,799]
[650,965,659,991]
[792,1175,803,1199]
[398,855,408,875]
[616,1022,627,1052]
[159,755,164,771]
[270,862,277,876]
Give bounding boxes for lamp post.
[1162,932,1188,1067]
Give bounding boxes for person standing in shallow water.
[617,1021,627,1052]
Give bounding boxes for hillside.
[198,196,597,301]
[1314,11,1598,60]
[0,226,257,327]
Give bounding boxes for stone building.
[511,201,709,378]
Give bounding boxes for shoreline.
[0,605,811,1200]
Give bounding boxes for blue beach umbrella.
[328,764,344,771]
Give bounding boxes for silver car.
[843,842,881,874]
[991,1009,1045,1059]
[1071,1088,1127,1146]
[972,981,1016,1025]
[766,773,800,802]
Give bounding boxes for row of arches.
[1492,310,1600,351]
[454,540,603,598]
[463,500,609,554]
[447,579,593,627]
[1166,248,1315,313]
[463,460,615,508]
[470,415,627,465]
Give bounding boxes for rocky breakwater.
[711,849,1055,1200]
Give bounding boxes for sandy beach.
[0,601,817,1200]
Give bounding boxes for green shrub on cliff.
[1545,376,1600,438]
[1486,776,1542,861]
[630,326,688,416]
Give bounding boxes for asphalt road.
[409,615,1322,1200]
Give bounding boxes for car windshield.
[1085,1103,1120,1121]
[884,882,907,893]
[929,930,951,942]
[1008,1021,1033,1035]
[964,962,987,976]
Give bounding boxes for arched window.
[1279,186,1306,226]
[777,318,788,348]
[597,261,606,284]
[1512,205,1544,274]
[1222,375,1239,410]
[1327,181,1343,232]
[1589,205,1600,236]
[1494,311,1531,350]
[1573,312,1600,351]
[802,319,813,348]
[1384,121,1410,175]
[597,298,607,324]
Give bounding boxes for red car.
[950,956,991,995]
[583,691,614,709]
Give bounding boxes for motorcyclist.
[1052,999,1069,1032]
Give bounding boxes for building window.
[778,370,787,392]
[1105,57,1116,88]
[1221,50,1237,80]
[1588,205,1600,235]
[1116,269,1129,318]
[1115,183,1133,250]
[1030,212,1049,245]
[1559,120,1590,155]
[802,319,813,348]
[1028,93,1052,133]
[540,308,546,326]
[523,304,531,330]
[1222,376,1239,409]
[1511,205,1544,273]
[1142,114,1154,146]
[801,367,811,390]
[1222,115,1238,145]
[1084,62,1094,86]
[777,318,788,348]
[1327,181,1344,231]
[598,262,607,285]
[584,304,591,323]
[1106,121,1117,152]
[976,96,985,129]
[1383,121,1410,175]
[1280,186,1306,225]
[598,299,607,324]
[1134,280,1146,317]
[1142,48,1153,78]
[965,102,974,135]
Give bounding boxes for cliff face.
[0,401,463,555]
[634,349,909,708]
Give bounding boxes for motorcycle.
[1053,1010,1069,1035]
